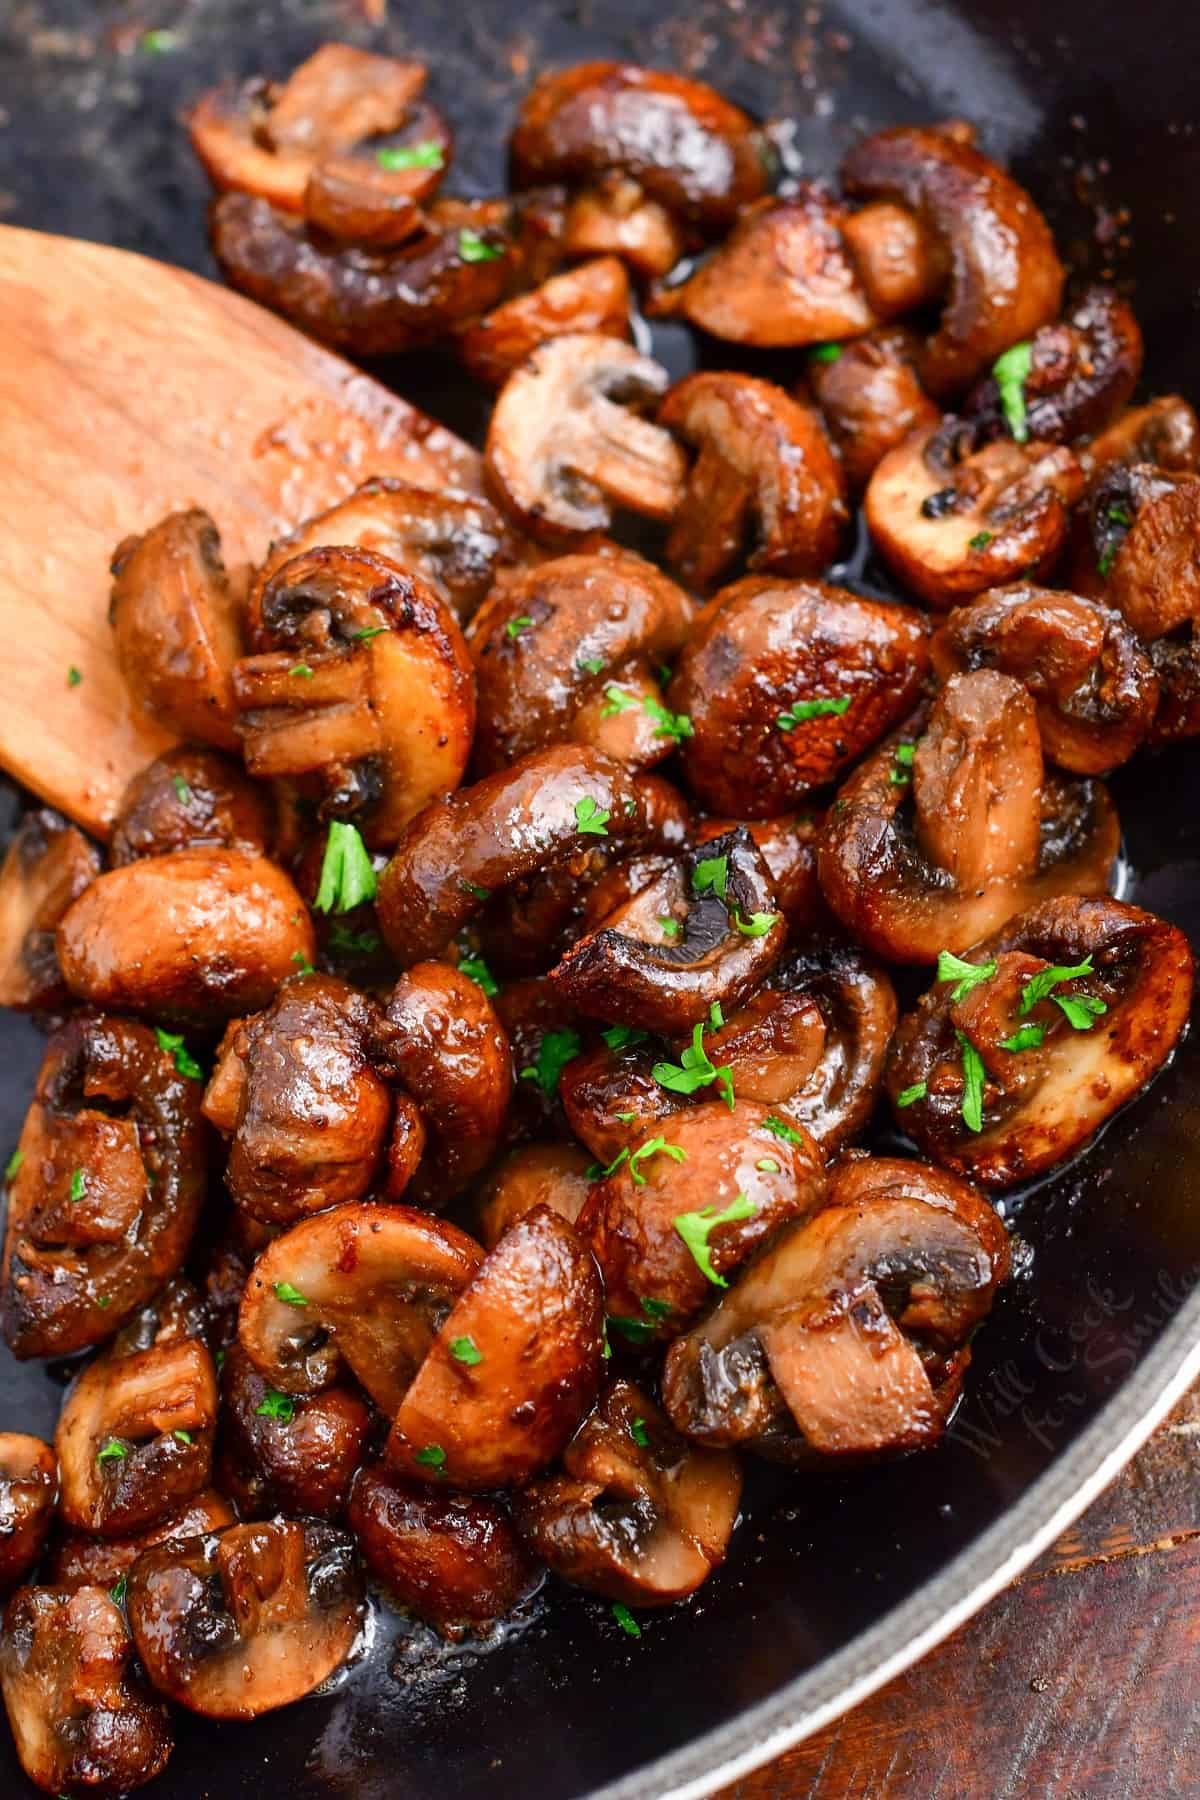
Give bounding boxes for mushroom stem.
[913,670,1043,889]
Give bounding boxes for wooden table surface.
[725,1381,1200,1799]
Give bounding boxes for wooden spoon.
[0,224,484,839]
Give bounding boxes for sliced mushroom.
[109,509,244,752]
[1080,395,1199,478]
[348,1465,538,1632]
[234,545,475,845]
[375,745,676,966]
[818,673,1119,963]
[887,896,1194,1187]
[660,373,847,591]
[476,1144,594,1248]
[578,1100,826,1336]
[126,1519,364,1719]
[484,334,687,542]
[865,417,1084,609]
[841,126,1064,393]
[109,748,273,866]
[663,1156,1009,1460]
[930,584,1159,773]
[56,847,314,1024]
[0,808,100,1010]
[558,1033,678,1165]
[2,1016,208,1358]
[50,1491,236,1594]
[204,974,392,1225]
[551,827,786,1032]
[807,325,940,490]
[216,1344,371,1521]
[559,175,684,279]
[512,1379,740,1605]
[387,1206,602,1487]
[840,198,948,318]
[250,477,515,627]
[370,961,512,1207]
[509,62,766,235]
[210,192,516,355]
[238,1203,484,1414]
[0,1436,57,1591]
[459,256,632,388]
[668,577,929,815]
[467,548,694,774]
[964,286,1142,444]
[695,814,827,934]
[0,1585,172,1794]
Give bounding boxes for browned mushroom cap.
[109,748,273,866]
[579,1100,826,1337]
[866,417,1084,610]
[2,1016,208,1358]
[50,1491,236,1594]
[376,744,675,966]
[0,1436,57,1590]
[459,256,631,388]
[559,176,684,279]
[841,126,1064,394]
[965,286,1142,445]
[662,1156,1009,1459]
[250,478,515,628]
[56,1331,218,1535]
[1080,395,1200,478]
[806,325,940,491]
[387,1206,602,1487]
[1102,469,1200,640]
[512,1378,740,1606]
[0,809,99,1010]
[484,334,687,542]
[348,1466,538,1631]
[109,508,244,752]
[467,549,695,774]
[235,546,475,846]
[238,1203,484,1413]
[204,974,392,1225]
[669,577,929,817]
[0,1584,173,1794]
[300,102,452,247]
[886,896,1194,1188]
[817,674,1119,964]
[56,848,314,1024]
[370,961,512,1208]
[930,584,1159,774]
[210,192,516,355]
[660,374,847,591]
[552,827,787,1032]
[216,1344,370,1521]
[648,189,877,347]
[510,62,766,233]
[476,1144,594,1248]
[126,1519,363,1719]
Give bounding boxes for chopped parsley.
[629,1417,650,1449]
[777,695,851,732]
[139,28,178,52]
[328,924,382,955]
[377,140,445,171]
[273,1281,308,1307]
[606,1311,655,1345]
[578,655,606,676]
[889,741,916,786]
[4,1149,23,1182]
[659,916,683,939]
[809,342,843,363]
[97,1439,127,1464]
[615,1110,637,1122]
[762,1114,803,1144]
[110,1575,127,1605]
[67,666,82,687]
[1019,956,1095,1015]
[993,340,1034,442]
[1055,992,1108,1030]
[709,1002,724,1029]
[574,795,610,836]
[173,1430,194,1446]
[69,1168,85,1203]
[756,1157,780,1173]
[968,530,994,551]
[458,955,498,998]
[955,1030,986,1133]
[896,1081,928,1108]
[602,1024,649,1052]
[506,614,533,640]
[415,1443,447,1472]
[314,821,377,913]
[450,1336,483,1366]
[732,908,779,938]
[652,1021,734,1110]
[520,1028,582,1096]
[936,950,998,1003]
[155,1028,203,1081]
[171,774,192,805]
[459,228,503,263]
[290,951,315,976]
[674,1192,757,1286]
[601,684,639,717]
[459,878,490,901]
[350,625,388,643]
[290,663,314,679]
[612,1602,642,1637]
[587,1147,630,1182]
[642,696,693,742]
[692,854,729,900]
[256,1390,296,1424]
[999,1023,1046,1053]
[628,1136,686,1186]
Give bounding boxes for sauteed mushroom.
[109,508,244,753]
[109,748,272,866]
[348,1466,538,1632]
[238,1203,483,1414]
[50,1492,236,1594]
[217,1344,370,1521]
[0,1436,57,1591]
[56,848,314,1024]
[930,584,1159,773]
[965,286,1142,444]
[668,577,929,815]
[388,1206,602,1487]
[1,1016,207,1358]
[0,808,99,1011]
[662,1156,1009,1460]
[0,1585,172,1795]
[865,417,1084,608]
[559,174,684,279]
[460,257,632,388]
[660,373,847,590]
[887,896,1193,1186]
[476,1143,594,1248]
[818,672,1119,963]
[807,325,939,490]
[235,545,475,845]
[513,1379,740,1605]
[1081,394,1199,477]
[126,1520,364,1719]
[484,334,687,541]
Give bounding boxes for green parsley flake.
[578,655,606,675]
[993,340,1034,442]
[450,1336,483,1366]
[256,1390,296,1424]
[173,1430,193,1446]
[777,695,852,732]
[659,916,683,939]
[520,1028,582,1096]
[615,1110,637,1123]
[612,1601,642,1637]
[889,741,916,786]
[732,908,779,938]
[4,1149,23,1183]
[459,229,503,263]
[810,342,842,363]
[756,1157,780,1173]
[1019,956,1094,1016]
[692,853,728,900]
[642,695,693,742]
[1055,992,1108,1030]
[458,955,498,998]
[328,924,381,955]
[999,1023,1046,1053]
[506,614,534,640]
[629,1136,687,1186]
[460,878,491,901]
[273,1281,308,1307]
[574,795,611,836]
[896,1081,928,1108]
[629,1417,650,1448]
[652,1022,734,1110]
[416,1443,447,1472]
[110,1575,127,1605]
[290,663,314,679]
[955,1030,986,1133]
[602,1025,648,1052]
[171,774,192,805]
[936,950,999,1003]
[674,1192,757,1286]
[350,625,389,643]
[291,951,316,976]
[762,1114,803,1144]
[97,1295,112,1309]
[69,1168,85,1203]
[97,1439,126,1464]
[376,140,444,171]
[315,820,377,914]
[601,684,639,717]
[968,530,994,551]
[155,1028,203,1081]
[140,28,178,52]
[67,666,82,687]
[606,1311,654,1344]
[709,1002,724,1029]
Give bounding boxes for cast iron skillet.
[2,2,1200,1795]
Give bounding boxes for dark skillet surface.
[3,3,1200,1796]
